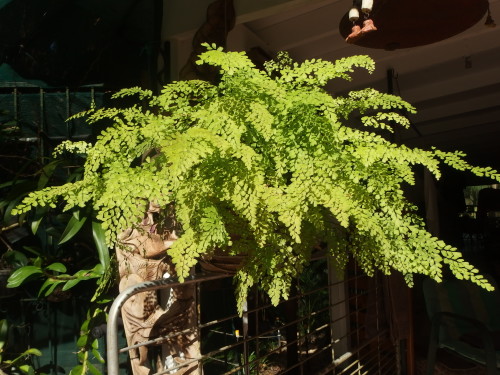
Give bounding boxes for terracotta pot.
[199,254,246,274]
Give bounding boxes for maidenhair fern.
[13,44,499,313]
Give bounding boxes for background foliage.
[0,105,111,375]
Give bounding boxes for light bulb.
[361,0,373,14]
[349,7,360,22]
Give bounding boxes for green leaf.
[31,206,49,235]
[7,266,43,288]
[87,361,102,375]
[91,264,104,276]
[92,221,110,269]
[24,348,42,356]
[92,347,105,363]
[3,250,28,268]
[69,365,84,375]
[19,364,35,375]
[33,256,43,268]
[58,213,87,245]
[45,225,62,238]
[95,297,113,304]
[0,319,8,350]
[0,179,27,190]
[45,262,67,273]
[76,334,88,348]
[73,269,92,278]
[22,246,42,257]
[66,168,84,183]
[81,319,90,331]
[37,160,61,189]
[62,278,82,291]
[4,194,24,223]
[39,278,64,297]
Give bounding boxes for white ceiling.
[166,0,500,168]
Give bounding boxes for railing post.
[106,287,130,375]
[106,274,227,375]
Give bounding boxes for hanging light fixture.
[339,0,490,50]
[361,0,373,14]
[346,0,378,43]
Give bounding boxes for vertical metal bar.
[106,274,226,375]
[106,291,124,375]
[242,299,249,375]
[354,267,361,374]
[72,297,80,368]
[91,87,95,108]
[13,87,19,125]
[65,87,71,139]
[406,288,415,375]
[39,88,45,160]
[53,302,58,374]
[254,287,259,372]
[47,303,54,375]
[376,277,381,375]
[196,280,202,375]
[328,257,348,373]
[284,282,299,375]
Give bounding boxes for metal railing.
[0,85,105,158]
[106,259,399,375]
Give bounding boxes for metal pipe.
[65,87,71,139]
[242,300,249,375]
[195,278,202,375]
[106,273,228,375]
[13,87,18,125]
[39,88,45,160]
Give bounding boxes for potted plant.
[9,46,499,374]
[12,44,498,309]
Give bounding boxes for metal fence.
[106,258,399,375]
[0,85,105,156]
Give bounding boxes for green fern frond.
[13,45,500,312]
